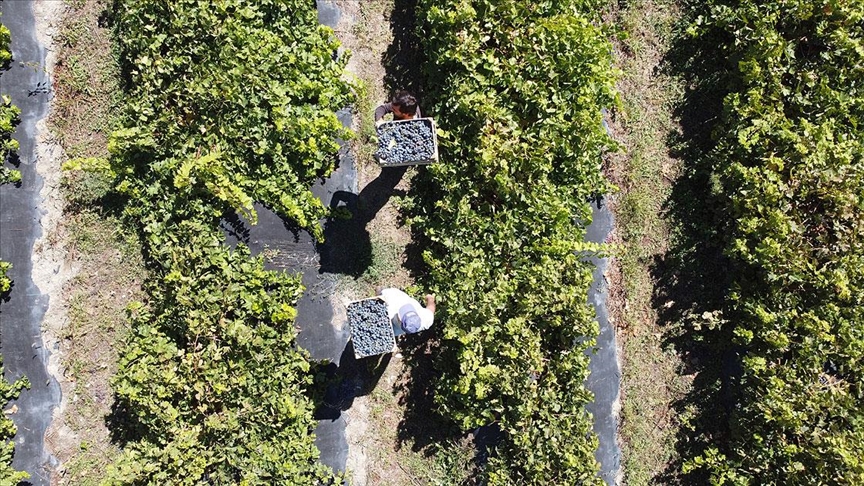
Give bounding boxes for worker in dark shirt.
[374,91,422,127]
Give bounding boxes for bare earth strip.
[37,1,147,484]
[30,0,77,480]
[605,0,692,484]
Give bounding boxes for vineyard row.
[81,0,355,482]
[410,0,618,483]
[682,0,864,483]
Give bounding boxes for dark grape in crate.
[375,118,439,167]
[347,298,396,358]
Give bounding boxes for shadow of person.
[317,166,407,276]
[314,339,392,420]
[357,165,407,223]
[317,190,368,276]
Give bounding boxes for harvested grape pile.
[347,298,395,357]
[376,119,436,166]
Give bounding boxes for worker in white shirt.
[378,288,435,336]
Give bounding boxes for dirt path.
[328,2,477,484]
[32,1,148,483]
[605,0,690,483]
[31,5,77,477]
[327,2,414,484]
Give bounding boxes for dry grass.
[50,0,121,160]
[46,193,145,485]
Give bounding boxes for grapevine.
[413,0,618,483]
[0,91,20,292]
[0,19,9,65]
[0,355,29,485]
[680,0,864,483]
[64,0,357,483]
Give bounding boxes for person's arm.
[374,102,392,124]
[415,294,435,331]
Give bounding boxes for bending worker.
[374,91,422,126]
[378,288,435,336]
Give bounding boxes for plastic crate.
[374,117,439,167]
[346,297,397,359]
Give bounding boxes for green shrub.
[682,0,864,483]
[91,0,356,482]
[414,0,618,483]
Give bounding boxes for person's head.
[399,304,422,333]
[392,91,418,120]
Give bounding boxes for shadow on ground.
[382,0,424,99]
[393,333,456,449]
[318,165,407,277]
[649,9,742,484]
[394,332,484,483]
[314,341,392,419]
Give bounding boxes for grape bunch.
[376,119,435,165]
[347,298,395,357]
